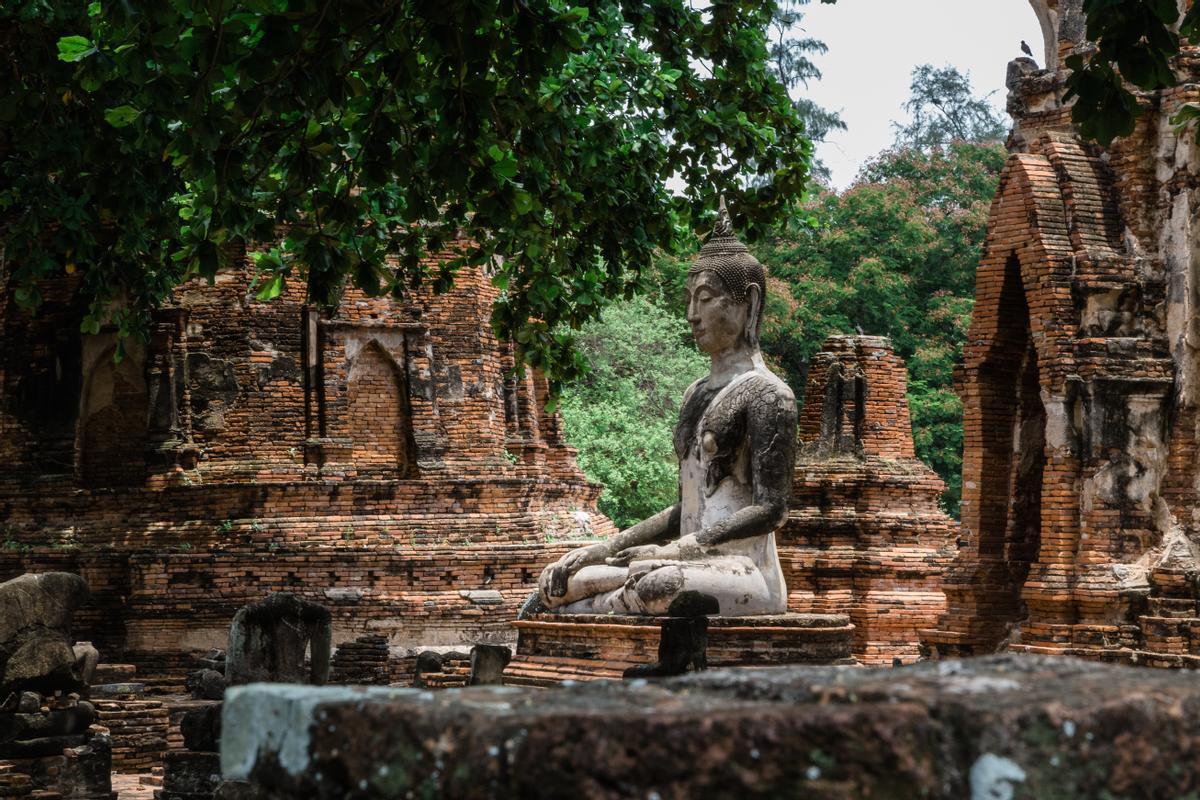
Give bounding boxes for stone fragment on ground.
[185,669,226,701]
[225,593,331,686]
[467,644,511,686]
[0,573,91,694]
[223,655,1200,799]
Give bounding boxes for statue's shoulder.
[680,376,708,406]
[736,367,796,408]
[704,369,795,431]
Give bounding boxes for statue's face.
[685,270,749,355]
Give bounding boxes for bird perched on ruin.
[1020,40,1034,58]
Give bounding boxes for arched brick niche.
[78,341,148,488]
[344,339,418,477]
[924,145,1081,655]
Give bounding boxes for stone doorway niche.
[78,342,148,488]
[976,252,1046,634]
[346,339,418,478]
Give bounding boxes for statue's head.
[685,198,767,355]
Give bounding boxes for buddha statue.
[537,199,797,617]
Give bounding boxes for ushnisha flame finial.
[688,195,766,304]
[713,195,734,237]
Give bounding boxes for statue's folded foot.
[517,590,547,619]
[623,591,719,679]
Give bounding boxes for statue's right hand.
[559,542,612,574]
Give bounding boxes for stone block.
[467,645,511,686]
[0,574,90,695]
[221,655,1200,799]
[180,705,222,753]
[185,670,225,701]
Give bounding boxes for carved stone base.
[505,612,856,686]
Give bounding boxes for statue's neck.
[708,343,761,387]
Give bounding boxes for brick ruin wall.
[0,251,613,668]
[923,0,1200,666]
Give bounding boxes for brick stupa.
[780,335,957,665]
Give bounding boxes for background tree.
[0,0,830,383]
[559,296,707,528]
[893,64,1007,148]
[766,0,846,178]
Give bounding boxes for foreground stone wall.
[0,252,612,657]
[925,0,1200,665]
[221,654,1200,799]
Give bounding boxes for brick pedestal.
[504,613,855,686]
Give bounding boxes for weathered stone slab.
[467,645,510,686]
[226,593,331,687]
[222,654,1200,799]
[0,573,90,694]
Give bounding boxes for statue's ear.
[744,283,762,344]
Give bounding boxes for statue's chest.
[697,398,750,493]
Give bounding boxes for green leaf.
[103,105,140,127]
[57,35,96,63]
[1170,103,1200,126]
[555,7,589,24]
[255,273,285,301]
[492,157,518,180]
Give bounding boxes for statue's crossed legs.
[542,555,777,616]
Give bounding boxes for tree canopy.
[892,64,1007,149]
[0,0,830,383]
[765,0,845,178]
[1067,0,1200,145]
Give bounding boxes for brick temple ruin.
[923,0,1200,666]
[0,250,613,682]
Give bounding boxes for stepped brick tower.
[779,335,957,665]
[0,249,612,672]
[924,0,1200,666]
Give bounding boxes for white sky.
[799,0,1044,189]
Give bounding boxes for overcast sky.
[799,0,1044,189]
